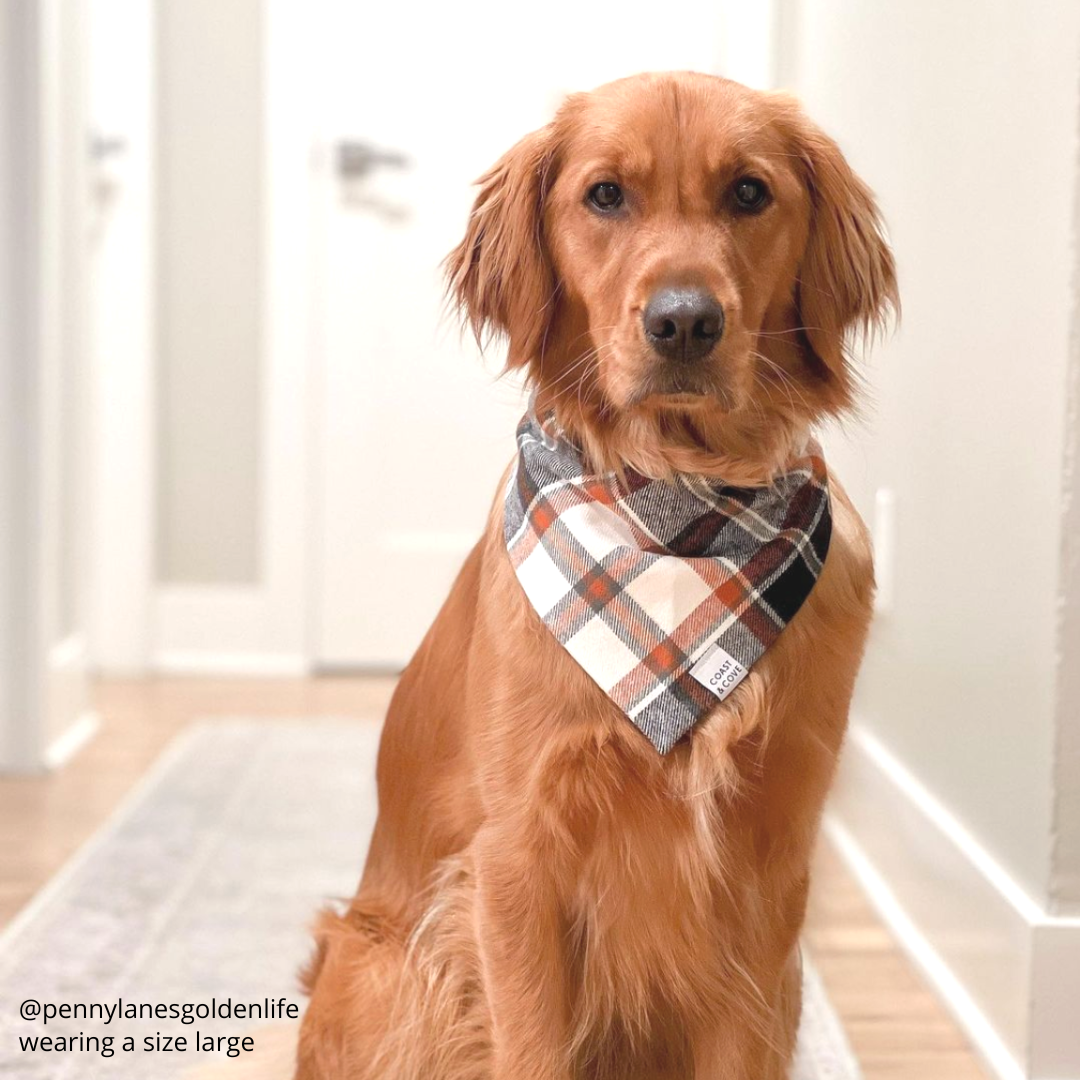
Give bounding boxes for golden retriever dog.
[295,71,896,1080]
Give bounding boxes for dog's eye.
[587,182,624,212]
[732,177,769,212]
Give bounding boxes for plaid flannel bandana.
[503,415,832,754]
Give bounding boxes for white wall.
[155,0,263,585]
[779,2,1080,1076]
[0,0,42,768]
[785,0,1079,918]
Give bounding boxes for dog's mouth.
[626,367,730,410]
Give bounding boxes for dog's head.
[447,72,897,480]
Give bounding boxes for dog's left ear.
[778,102,899,387]
[444,125,557,370]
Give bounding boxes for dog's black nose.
[642,287,724,363]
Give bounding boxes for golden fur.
[295,72,896,1080]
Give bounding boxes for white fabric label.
[689,644,749,702]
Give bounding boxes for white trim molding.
[152,586,309,676]
[1051,69,1080,915]
[829,724,1080,1080]
[42,633,96,770]
[43,710,100,770]
[86,0,156,675]
[0,0,95,770]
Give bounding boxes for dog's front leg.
[475,827,572,1080]
[690,950,802,1080]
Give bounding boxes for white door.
[312,2,727,668]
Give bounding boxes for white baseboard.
[152,585,310,677]
[153,650,308,676]
[829,725,1080,1080]
[43,711,100,770]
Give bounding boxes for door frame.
[0,0,97,771]
[85,0,156,676]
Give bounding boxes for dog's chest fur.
[551,704,778,1035]
[474,484,875,1042]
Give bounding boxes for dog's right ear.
[444,125,556,369]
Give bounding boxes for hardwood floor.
[0,675,991,1079]
[803,843,990,1079]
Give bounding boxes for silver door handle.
[336,140,409,179]
[90,133,129,161]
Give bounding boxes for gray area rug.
[0,721,860,1079]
